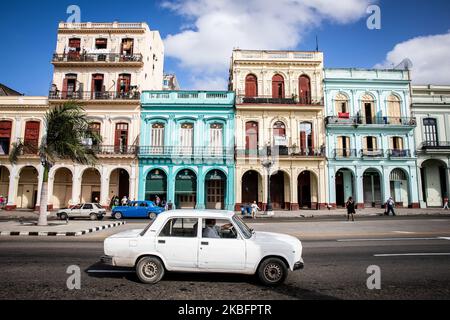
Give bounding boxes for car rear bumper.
[100,255,114,266]
[294,261,304,271]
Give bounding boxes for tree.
[9,102,101,226]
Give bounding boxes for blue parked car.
[112,201,165,220]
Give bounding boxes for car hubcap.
[143,262,158,278]
[264,264,282,282]
[116,214,121,219]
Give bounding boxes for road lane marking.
[374,253,450,257]
[439,237,450,241]
[337,237,446,242]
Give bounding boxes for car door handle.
[201,242,209,246]
[158,240,166,244]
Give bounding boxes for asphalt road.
[1,218,450,300]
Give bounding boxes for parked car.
[101,210,304,286]
[112,201,165,220]
[57,203,106,221]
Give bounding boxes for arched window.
[390,137,407,157]
[335,93,349,117]
[299,75,311,104]
[337,136,351,157]
[180,123,194,155]
[273,121,287,153]
[272,74,285,99]
[121,38,134,57]
[387,95,402,124]
[245,74,258,98]
[245,121,259,153]
[210,123,224,156]
[151,123,165,152]
[362,136,380,156]
[62,73,78,99]
[114,123,129,153]
[88,122,101,146]
[117,74,132,95]
[300,122,314,155]
[362,94,375,124]
[423,118,438,146]
[68,38,81,60]
[0,121,12,155]
[24,121,40,154]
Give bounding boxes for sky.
[0,0,449,95]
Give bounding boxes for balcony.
[388,149,411,158]
[333,149,358,159]
[90,145,138,157]
[421,141,450,151]
[361,149,385,158]
[236,146,326,158]
[237,94,323,106]
[141,91,235,106]
[326,116,417,127]
[49,91,140,102]
[52,53,143,66]
[138,146,234,162]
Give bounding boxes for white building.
[412,85,450,208]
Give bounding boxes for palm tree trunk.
[38,166,50,226]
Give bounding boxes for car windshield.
[232,215,253,239]
[140,220,155,237]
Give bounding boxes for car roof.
[160,210,235,219]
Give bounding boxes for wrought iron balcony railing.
[388,149,411,158]
[421,141,450,150]
[49,91,140,101]
[52,53,143,63]
[237,95,323,105]
[361,149,385,157]
[89,145,138,156]
[236,146,326,158]
[138,146,235,159]
[333,149,358,158]
[326,116,417,126]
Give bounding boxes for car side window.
[202,219,237,239]
[139,202,148,207]
[83,204,93,210]
[159,218,198,238]
[72,204,82,210]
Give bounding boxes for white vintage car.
[101,210,304,286]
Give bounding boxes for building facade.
[163,74,180,91]
[230,50,327,211]
[412,85,450,208]
[4,22,165,210]
[324,68,419,209]
[139,91,236,211]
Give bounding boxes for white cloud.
[375,31,450,85]
[162,0,373,89]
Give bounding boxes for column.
[35,165,44,210]
[416,165,426,208]
[47,172,55,210]
[196,167,205,210]
[167,166,175,208]
[71,166,82,206]
[382,167,391,207]
[100,166,109,207]
[355,167,364,208]
[290,169,299,211]
[262,170,268,210]
[235,168,242,211]
[409,165,420,208]
[328,165,337,209]
[6,166,19,210]
[226,166,235,211]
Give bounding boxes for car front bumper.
[294,261,304,271]
[100,255,114,266]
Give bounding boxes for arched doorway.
[110,169,130,201]
[242,170,262,205]
[272,74,285,99]
[205,170,226,210]
[53,168,73,209]
[363,169,382,208]
[17,166,39,209]
[298,171,318,209]
[270,171,289,210]
[175,169,197,209]
[0,166,9,199]
[81,168,101,203]
[390,168,410,208]
[335,168,355,208]
[145,169,167,203]
[421,160,448,207]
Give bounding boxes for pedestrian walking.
[251,201,261,219]
[443,195,449,210]
[345,197,356,222]
[155,195,161,207]
[386,197,396,216]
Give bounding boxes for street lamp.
[261,143,275,213]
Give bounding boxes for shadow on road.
[85,262,339,300]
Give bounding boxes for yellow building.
[229,50,327,211]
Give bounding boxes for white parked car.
[57,203,106,221]
[101,210,304,286]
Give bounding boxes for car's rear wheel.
[89,213,98,221]
[59,212,68,220]
[136,256,165,285]
[148,212,157,220]
[113,212,122,220]
[257,258,288,286]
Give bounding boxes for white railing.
[235,50,321,61]
[59,22,146,29]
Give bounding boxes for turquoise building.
[139,91,235,210]
[324,69,420,209]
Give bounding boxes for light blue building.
[139,91,235,210]
[324,68,419,209]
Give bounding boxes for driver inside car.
[202,219,233,239]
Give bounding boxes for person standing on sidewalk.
[386,197,396,216]
[345,197,356,222]
[443,195,449,210]
[251,201,261,219]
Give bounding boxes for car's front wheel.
[113,212,122,220]
[89,213,98,221]
[257,258,288,286]
[136,256,165,285]
[59,212,68,221]
[148,212,157,220]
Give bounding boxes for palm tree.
[9,102,101,226]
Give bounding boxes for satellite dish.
[394,58,413,70]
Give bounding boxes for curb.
[0,221,127,237]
